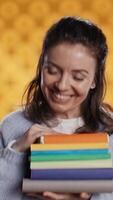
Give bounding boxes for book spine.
[22,179,113,193]
[31,168,113,180]
[31,143,109,151]
[44,133,108,144]
[30,159,112,169]
[30,154,111,162]
[31,149,109,156]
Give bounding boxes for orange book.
[44,133,109,144]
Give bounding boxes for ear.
[90,81,96,89]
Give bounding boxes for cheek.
[41,72,55,92]
[41,71,48,87]
[73,83,91,97]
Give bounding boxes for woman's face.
[41,43,96,119]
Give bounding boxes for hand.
[43,192,92,200]
[12,124,57,152]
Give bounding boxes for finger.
[30,125,56,135]
[80,192,92,199]
[43,191,66,200]
[43,192,81,200]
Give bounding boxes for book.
[22,179,113,193]
[31,168,113,180]
[44,133,108,144]
[30,159,112,169]
[30,153,111,162]
[31,143,109,151]
[31,148,110,156]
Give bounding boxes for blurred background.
[0,0,113,119]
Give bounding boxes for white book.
[23,179,113,193]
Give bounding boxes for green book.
[31,153,111,162]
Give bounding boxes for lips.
[54,93,71,100]
[50,90,73,103]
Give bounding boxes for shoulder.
[0,109,33,145]
[0,109,32,127]
[1,108,31,123]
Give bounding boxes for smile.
[50,92,73,103]
[54,93,71,100]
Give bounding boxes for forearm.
[0,147,27,199]
[0,147,26,182]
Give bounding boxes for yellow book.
[31,143,109,151]
[31,159,112,169]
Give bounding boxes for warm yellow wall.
[0,0,113,119]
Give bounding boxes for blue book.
[31,149,109,156]
[31,168,113,180]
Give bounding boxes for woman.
[0,16,113,200]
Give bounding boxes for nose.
[55,74,70,91]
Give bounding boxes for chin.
[49,104,71,115]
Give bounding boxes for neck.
[55,111,81,119]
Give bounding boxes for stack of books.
[23,132,113,193]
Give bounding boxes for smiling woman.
[23,16,113,133]
[41,43,96,119]
[0,16,113,200]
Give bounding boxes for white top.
[53,117,84,134]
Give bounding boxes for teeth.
[54,94,70,100]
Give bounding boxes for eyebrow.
[47,60,89,75]
[47,61,61,68]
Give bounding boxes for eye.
[47,66,59,75]
[73,74,84,81]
